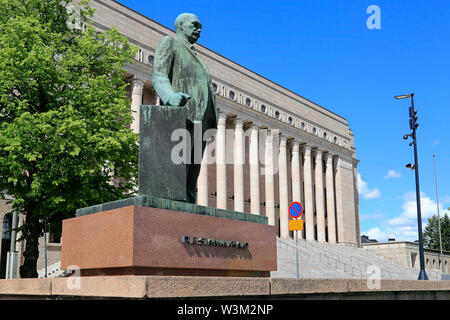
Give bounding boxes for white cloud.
[432,140,440,146]
[384,170,401,179]
[364,227,388,241]
[388,194,441,227]
[357,173,380,199]
[364,192,449,242]
[389,226,420,241]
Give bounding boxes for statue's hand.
[168,92,191,106]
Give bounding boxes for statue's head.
[175,13,202,44]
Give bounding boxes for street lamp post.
[395,93,428,280]
[432,154,444,272]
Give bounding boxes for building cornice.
[91,0,351,126]
[216,95,354,160]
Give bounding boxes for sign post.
[289,202,304,278]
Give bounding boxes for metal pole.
[7,211,18,279]
[295,229,299,278]
[44,217,48,278]
[411,95,428,280]
[9,211,17,253]
[432,154,444,272]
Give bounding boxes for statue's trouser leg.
[186,163,200,203]
[186,121,206,203]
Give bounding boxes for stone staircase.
[271,237,443,280]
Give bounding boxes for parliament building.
[0,0,361,278]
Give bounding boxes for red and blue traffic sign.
[289,202,303,219]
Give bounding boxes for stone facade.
[363,242,450,274]
[0,0,361,278]
[89,0,360,244]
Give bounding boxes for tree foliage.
[424,213,450,252]
[0,0,138,277]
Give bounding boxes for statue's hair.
[174,13,197,31]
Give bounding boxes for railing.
[278,237,447,280]
[277,239,313,262]
[277,238,363,279]
[297,238,390,279]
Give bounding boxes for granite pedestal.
[61,196,277,277]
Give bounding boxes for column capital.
[313,148,324,158]
[302,144,313,152]
[131,77,144,95]
[279,133,288,143]
[266,128,279,137]
[289,139,301,150]
[248,122,260,130]
[131,77,144,84]
[325,152,335,162]
[232,116,244,128]
[218,110,227,125]
[265,130,275,146]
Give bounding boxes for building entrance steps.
[271,237,443,280]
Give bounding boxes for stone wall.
[363,242,450,274]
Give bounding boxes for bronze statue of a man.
[152,13,218,204]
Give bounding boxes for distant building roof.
[361,235,378,244]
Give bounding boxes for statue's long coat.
[152,35,218,133]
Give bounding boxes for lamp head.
[394,93,413,100]
[406,163,415,170]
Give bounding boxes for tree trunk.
[19,214,40,278]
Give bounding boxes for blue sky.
[116,0,450,241]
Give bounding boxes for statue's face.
[182,16,202,44]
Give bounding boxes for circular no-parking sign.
[289,202,303,219]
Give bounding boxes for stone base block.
[1,277,450,299]
[61,205,277,277]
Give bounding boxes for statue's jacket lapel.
[169,37,217,128]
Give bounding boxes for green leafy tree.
[424,213,450,252]
[0,0,138,278]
